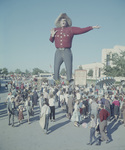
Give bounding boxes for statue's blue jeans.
[54,48,73,81]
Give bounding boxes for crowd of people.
[5,77,125,145]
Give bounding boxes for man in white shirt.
[43,89,49,99]
[49,94,55,122]
[6,92,14,103]
[76,90,81,100]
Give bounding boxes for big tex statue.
[49,13,100,82]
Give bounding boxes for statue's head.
[55,13,72,28]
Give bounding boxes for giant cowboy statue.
[49,13,100,82]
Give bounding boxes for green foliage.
[25,69,31,75]
[0,68,2,74]
[1,68,8,75]
[32,68,44,75]
[79,65,83,70]
[103,51,125,77]
[60,68,66,76]
[15,69,22,74]
[87,69,93,77]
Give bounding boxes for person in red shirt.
[50,13,100,82]
[99,104,111,144]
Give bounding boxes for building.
[80,62,103,79]
[102,45,125,67]
[80,45,125,79]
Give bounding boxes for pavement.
[0,80,125,150]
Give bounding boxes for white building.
[80,62,103,79]
[80,45,125,79]
[102,45,125,67]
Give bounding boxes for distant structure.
[102,45,125,67]
[79,45,125,79]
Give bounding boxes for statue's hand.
[51,29,58,37]
[92,25,101,29]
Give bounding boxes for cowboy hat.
[55,13,72,28]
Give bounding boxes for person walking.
[32,89,39,107]
[71,100,81,127]
[25,96,33,124]
[87,114,99,146]
[67,91,74,119]
[49,94,55,122]
[99,104,110,144]
[105,96,111,120]
[40,101,51,134]
[91,98,98,120]
[7,97,16,127]
[60,91,65,110]
[39,93,44,112]
[121,99,125,127]
[112,97,120,120]
[18,105,24,125]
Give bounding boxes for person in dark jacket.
[105,97,111,120]
[32,89,39,106]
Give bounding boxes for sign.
[74,70,87,86]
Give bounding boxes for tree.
[0,68,2,74]
[60,68,66,76]
[103,51,125,77]
[25,69,30,75]
[2,68,8,75]
[32,68,44,75]
[79,65,83,70]
[87,69,93,77]
[15,69,22,74]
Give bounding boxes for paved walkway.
[0,82,125,150]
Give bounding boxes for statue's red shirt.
[49,26,93,48]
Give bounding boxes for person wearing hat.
[50,13,100,82]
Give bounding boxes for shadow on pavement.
[0,102,7,119]
[55,114,66,121]
[0,86,9,94]
[49,120,70,134]
[107,119,122,141]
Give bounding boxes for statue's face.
[60,18,67,27]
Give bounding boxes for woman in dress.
[71,100,81,127]
[18,105,24,124]
[25,96,33,124]
[112,97,120,120]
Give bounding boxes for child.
[87,114,99,145]
[18,105,24,124]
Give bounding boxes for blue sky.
[0,0,125,73]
